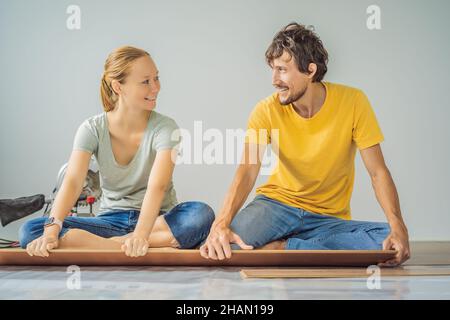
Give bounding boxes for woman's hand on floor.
[121,233,149,257]
[26,229,59,257]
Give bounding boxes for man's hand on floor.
[200,222,253,260]
[379,224,410,267]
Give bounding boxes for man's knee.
[368,222,391,235]
[375,222,391,242]
[230,211,268,248]
[230,199,292,248]
[229,213,248,237]
[360,222,391,249]
[230,203,267,236]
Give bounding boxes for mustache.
[273,84,288,90]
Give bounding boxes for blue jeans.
[19,201,215,249]
[230,195,390,250]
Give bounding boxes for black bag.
[0,194,45,227]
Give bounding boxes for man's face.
[271,51,311,105]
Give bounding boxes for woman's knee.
[181,201,215,229]
[166,201,215,232]
[18,217,46,248]
[164,201,215,248]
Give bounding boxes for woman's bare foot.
[59,229,122,250]
[109,235,129,244]
[57,215,180,250]
[258,239,287,250]
[109,216,180,248]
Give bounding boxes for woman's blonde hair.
[100,46,150,112]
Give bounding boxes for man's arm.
[200,143,266,260]
[360,144,410,266]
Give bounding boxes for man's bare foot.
[258,239,287,250]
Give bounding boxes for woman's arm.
[121,149,176,257]
[26,150,91,257]
[49,150,92,222]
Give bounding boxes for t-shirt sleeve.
[72,120,98,154]
[153,117,182,151]
[352,90,384,150]
[244,101,271,145]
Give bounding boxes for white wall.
[1,0,449,241]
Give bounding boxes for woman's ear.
[307,63,317,80]
[111,80,121,96]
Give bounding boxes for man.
[200,22,410,267]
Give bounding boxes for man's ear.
[307,63,318,80]
[111,80,121,95]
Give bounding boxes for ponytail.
[100,74,117,112]
[99,46,150,112]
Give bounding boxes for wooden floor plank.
[240,265,450,279]
[405,241,450,265]
[0,248,395,267]
[1,242,448,267]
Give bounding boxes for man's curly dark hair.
[265,22,329,82]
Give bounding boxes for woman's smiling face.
[114,55,161,111]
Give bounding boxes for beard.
[278,85,307,105]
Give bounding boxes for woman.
[19,46,215,257]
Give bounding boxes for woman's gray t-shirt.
[72,111,180,214]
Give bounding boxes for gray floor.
[1,265,450,299]
[1,242,450,299]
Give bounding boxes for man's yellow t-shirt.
[245,82,384,220]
